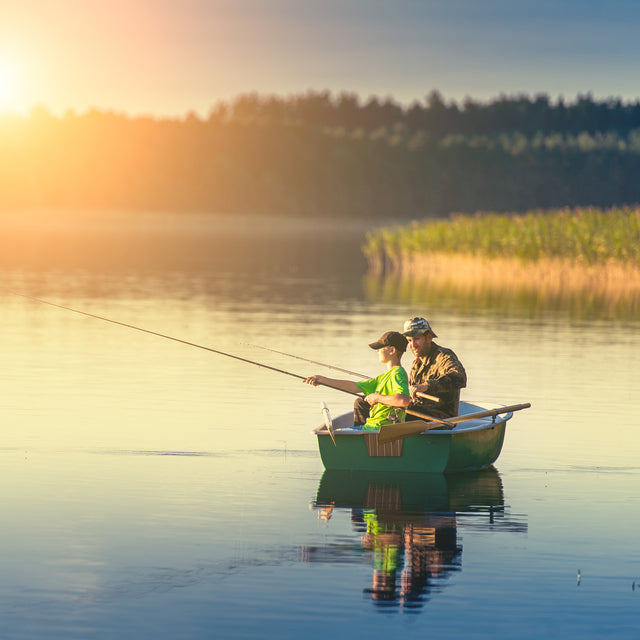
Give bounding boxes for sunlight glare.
[0,60,20,111]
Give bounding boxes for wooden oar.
[378,403,531,444]
[404,409,455,428]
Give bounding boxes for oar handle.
[416,391,441,403]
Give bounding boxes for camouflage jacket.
[408,342,467,418]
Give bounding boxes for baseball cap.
[401,317,437,338]
[368,331,408,352]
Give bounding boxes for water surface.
[1,211,639,639]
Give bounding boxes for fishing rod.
[10,292,316,384]
[245,341,441,404]
[242,342,370,379]
[12,292,453,427]
[241,343,451,425]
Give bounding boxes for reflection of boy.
[361,510,403,602]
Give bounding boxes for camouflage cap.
[401,317,437,338]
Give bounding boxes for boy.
[303,331,409,430]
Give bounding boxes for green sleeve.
[356,374,380,395]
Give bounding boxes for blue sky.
[2,0,640,117]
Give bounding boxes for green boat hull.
[315,402,509,473]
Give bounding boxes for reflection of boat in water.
[314,466,505,513]
[314,400,520,473]
[302,467,526,611]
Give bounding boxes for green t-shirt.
[356,366,409,430]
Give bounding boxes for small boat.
[314,400,528,473]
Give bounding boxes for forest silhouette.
[3,90,640,217]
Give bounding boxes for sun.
[0,60,20,111]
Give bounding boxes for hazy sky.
[2,0,640,117]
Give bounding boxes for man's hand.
[409,384,427,400]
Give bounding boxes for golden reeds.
[363,206,640,314]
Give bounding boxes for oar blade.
[377,420,444,444]
[446,402,532,425]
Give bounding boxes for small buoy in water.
[577,569,581,586]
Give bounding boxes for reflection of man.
[400,517,461,608]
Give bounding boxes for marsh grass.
[364,206,640,268]
[363,207,640,310]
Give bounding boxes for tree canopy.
[2,90,640,217]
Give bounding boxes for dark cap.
[368,331,408,353]
[401,317,437,338]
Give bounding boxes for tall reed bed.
[363,206,640,270]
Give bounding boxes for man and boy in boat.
[303,316,467,429]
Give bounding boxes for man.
[399,316,467,419]
[303,331,409,430]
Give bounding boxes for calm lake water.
[1,211,639,639]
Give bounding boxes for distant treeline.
[219,90,640,137]
[3,90,640,217]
